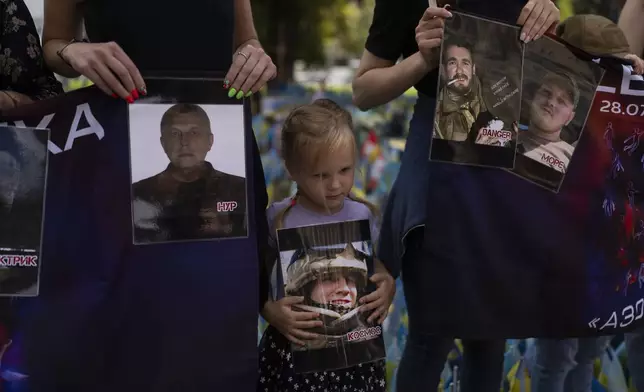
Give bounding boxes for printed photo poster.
[128,78,248,245]
[0,126,48,296]
[510,36,604,192]
[275,220,386,374]
[430,10,523,168]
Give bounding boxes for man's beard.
[446,73,471,95]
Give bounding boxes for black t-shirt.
[81,0,234,73]
[365,0,526,97]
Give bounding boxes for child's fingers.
[359,290,381,305]
[294,319,323,329]
[285,333,305,346]
[369,273,389,283]
[367,307,385,324]
[360,297,384,313]
[378,312,388,325]
[291,328,320,341]
[280,296,305,305]
[292,310,320,321]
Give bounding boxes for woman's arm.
[619,0,644,56]
[351,2,448,111]
[234,0,260,49]
[352,50,430,111]
[226,0,276,96]
[42,0,84,78]
[0,0,63,101]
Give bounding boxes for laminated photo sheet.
[509,36,605,192]
[128,78,248,245]
[0,126,49,296]
[275,219,386,373]
[430,10,524,169]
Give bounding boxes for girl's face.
[292,137,355,214]
[311,273,358,309]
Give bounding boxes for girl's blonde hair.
[273,99,377,229]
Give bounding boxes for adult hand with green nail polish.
[224,41,277,99]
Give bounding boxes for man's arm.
[619,0,644,56]
[233,0,260,50]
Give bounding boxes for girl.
[258,99,395,392]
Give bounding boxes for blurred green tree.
[558,0,575,19]
[322,0,375,60]
[251,0,375,82]
[558,0,624,21]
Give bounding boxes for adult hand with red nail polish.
[60,41,146,100]
[224,41,277,98]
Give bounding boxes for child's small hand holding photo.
[262,296,323,346]
[358,260,396,325]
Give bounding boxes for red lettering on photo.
[346,326,382,342]
[540,153,565,170]
[216,201,238,212]
[480,129,512,140]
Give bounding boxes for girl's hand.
[59,41,146,101]
[359,272,395,325]
[224,42,277,99]
[262,296,323,346]
[516,0,560,42]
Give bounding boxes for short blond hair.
[273,99,377,229]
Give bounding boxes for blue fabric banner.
[0,86,262,391]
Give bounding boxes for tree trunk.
[265,0,295,84]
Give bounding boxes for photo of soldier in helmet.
[285,243,370,349]
[275,221,385,374]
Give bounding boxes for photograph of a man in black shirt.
[0,126,48,296]
[131,103,247,244]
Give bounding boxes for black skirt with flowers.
[257,325,386,392]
